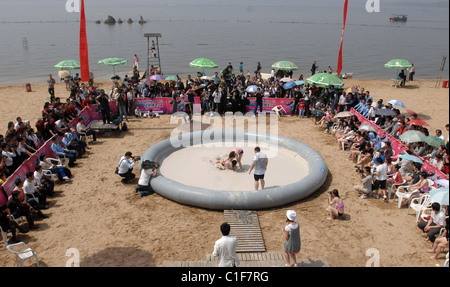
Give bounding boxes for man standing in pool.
[248,147,268,190]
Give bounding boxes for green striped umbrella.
[98,57,128,75]
[423,136,445,148]
[271,61,298,71]
[189,58,219,69]
[54,59,80,70]
[384,59,412,69]
[306,73,344,88]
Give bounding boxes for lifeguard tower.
[144,33,162,76]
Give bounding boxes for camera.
[355,167,364,174]
[132,156,141,161]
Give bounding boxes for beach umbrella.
[435,179,449,189]
[165,75,178,81]
[246,85,259,93]
[306,73,344,88]
[54,59,80,70]
[399,154,423,164]
[189,58,219,69]
[376,109,397,117]
[57,70,70,79]
[388,100,406,109]
[283,81,296,90]
[359,124,378,133]
[407,120,429,126]
[399,130,426,143]
[271,61,299,71]
[150,74,165,81]
[334,111,354,118]
[423,136,445,148]
[384,59,412,69]
[295,80,305,86]
[429,188,449,206]
[98,57,128,75]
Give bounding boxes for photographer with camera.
[136,160,159,197]
[354,166,373,199]
[117,152,140,184]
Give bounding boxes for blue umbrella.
[399,154,423,164]
[295,80,305,86]
[388,99,406,109]
[283,81,296,90]
[429,188,449,206]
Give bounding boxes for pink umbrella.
[143,78,156,86]
[150,74,165,81]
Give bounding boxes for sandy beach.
[0,78,449,267]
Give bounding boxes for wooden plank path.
[163,252,329,267]
[223,210,266,253]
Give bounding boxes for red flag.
[79,0,90,82]
[337,0,349,78]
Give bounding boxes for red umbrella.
[143,78,156,86]
[406,110,421,120]
[407,120,429,126]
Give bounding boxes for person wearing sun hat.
[282,210,301,267]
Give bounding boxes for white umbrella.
[246,85,259,93]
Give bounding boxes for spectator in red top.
[81,94,92,109]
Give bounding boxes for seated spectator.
[39,154,70,183]
[355,143,374,169]
[62,132,85,157]
[76,118,97,143]
[0,204,28,243]
[418,202,446,243]
[23,171,49,210]
[34,165,54,196]
[50,137,77,167]
[427,217,449,259]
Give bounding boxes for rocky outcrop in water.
[95,20,101,24]
[117,18,123,24]
[138,15,147,24]
[127,18,133,24]
[104,15,116,25]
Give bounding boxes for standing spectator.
[47,74,56,99]
[311,61,318,75]
[212,222,239,267]
[254,61,262,77]
[253,88,263,115]
[248,147,268,190]
[372,157,388,201]
[282,210,301,267]
[408,64,415,81]
[98,92,112,124]
[133,54,139,70]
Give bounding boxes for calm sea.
[0,0,448,86]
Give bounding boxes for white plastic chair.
[1,226,9,245]
[6,242,39,267]
[409,194,432,222]
[42,169,57,181]
[388,179,406,201]
[272,105,286,116]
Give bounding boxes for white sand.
[160,142,309,191]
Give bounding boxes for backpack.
[121,123,128,132]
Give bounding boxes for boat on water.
[390,14,407,22]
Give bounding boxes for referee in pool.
[248,147,268,190]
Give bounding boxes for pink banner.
[245,97,295,114]
[134,97,201,114]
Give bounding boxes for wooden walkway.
[223,210,266,253]
[163,252,329,267]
